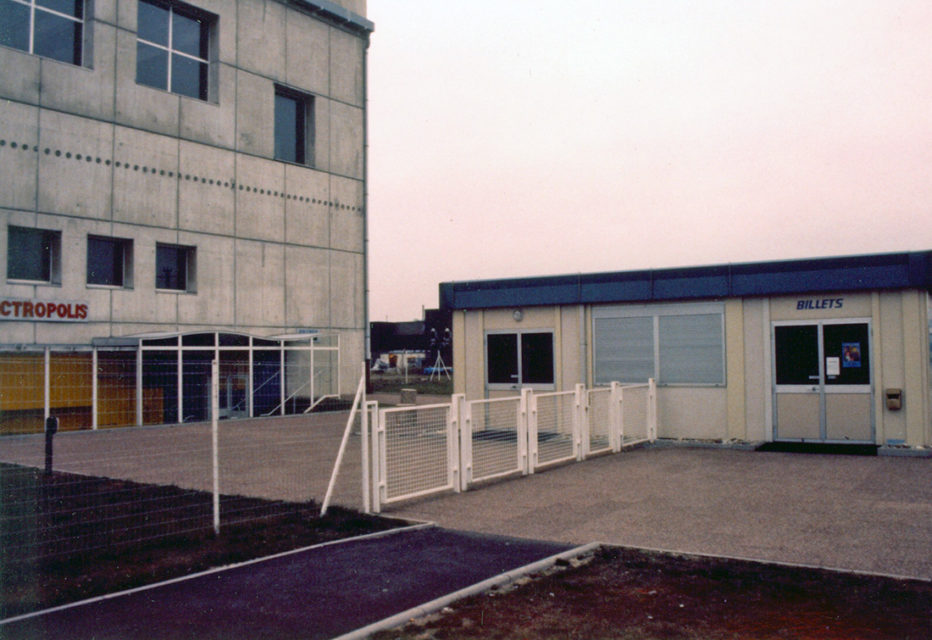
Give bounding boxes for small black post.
[44,416,58,475]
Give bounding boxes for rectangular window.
[0,0,84,65]
[7,225,61,283]
[87,236,133,287]
[156,243,195,292]
[136,0,211,100]
[486,331,554,388]
[594,304,725,385]
[274,87,312,165]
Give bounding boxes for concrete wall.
[0,0,369,394]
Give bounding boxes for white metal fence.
[368,380,657,512]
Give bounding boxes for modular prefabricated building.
[441,251,932,451]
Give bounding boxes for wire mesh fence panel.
[587,388,613,455]
[97,350,137,429]
[469,397,522,482]
[621,384,650,444]
[534,391,576,468]
[380,404,454,504]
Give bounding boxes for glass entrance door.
[772,321,873,443]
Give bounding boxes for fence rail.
[369,380,656,513]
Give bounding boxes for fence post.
[608,381,625,453]
[450,394,464,493]
[526,390,538,474]
[648,378,658,441]
[371,405,383,513]
[519,388,531,475]
[361,399,374,514]
[459,395,473,491]
[211,359,220,536]
[574,384,586,461]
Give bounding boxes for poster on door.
[842,342,861,368]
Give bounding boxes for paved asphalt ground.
[2,527,573,640]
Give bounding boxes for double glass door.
[772,321,873,442]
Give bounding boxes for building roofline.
[439,250,932,310]
[293,0,374,34]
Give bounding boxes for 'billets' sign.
[796,297,844,310]
[0,298,88,322]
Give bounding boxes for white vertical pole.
[372,404,383,513]
[176,340,183,423]
[91,349,98,429]
[648,378,658,441]
[279,343,285,416]
[43,347,50,421]
[518,388,529,474]
[247,338,254,418]
[211,359,220,535]
[526,389,538,475]
[361,398,374,513]
[610,381,621,452]
[459,396,472,491]
[136,347,143,426]
[309,343,315,406]
[574,383,586,461]
[449,393,464,492]
[322,365,365,516]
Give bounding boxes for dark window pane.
[822,323,870,386]
[136,41,168,89]
[171,53,206,99]
[37,0,81,18]
[137,0,169,46]
[521,332,554,384]
[774,325,819,385]
[87,237,123,286]
[34,11,81,65]
[487,334,518,384]
[156,245,186,290]
[274,93,299,163]
[8,228,51,281]
[172,10,205,58]
[0,0,31,52]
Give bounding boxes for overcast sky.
[365,1,932,321]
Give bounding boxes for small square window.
[136,0,212,101]
[87,236,133,287]
[7,225,61,284]
[0,0,85,66]
[156,243,195,292]
[274,87,313,165]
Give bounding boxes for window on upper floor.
[274,86,313,165]
[7,225,62,284]
[156,242,196,292]
[136,0,212,101]
[87,235,133,288]
[0,0,85,65]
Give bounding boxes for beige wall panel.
[37,111,113,219]
[284,245,329,327]
[0,322,36,343]
[179,64,236,148]
[0,102,39,211]
[825,393,872,442]
[878,292,907,443]
[110,227,182,324]
[328,176,363,252]
[741,298,769,441]
[312,97,331,173]
[329,251,363,329]
[114,31,180,137]
[452,311,466,395]
[463,311,485,400]
[329,28,364,106]
[93,0,117,24]
[900,291,931,446]
[338,328,364,393]
[234,70,273,157]
[482,307,554,331]
[657,387,727,440]
[236,0,286,79]
[724,298,746,439]
[234,154,285,241]
[40,26,116,120]
[285,11,329,95]
[0,45,40,104]
[116,0,136,30]
[328,101,362,179]
[769,293,872,320]
[178,141,235,235]
[284,166,330,247]
[177,233,234,326]
[112,128,179,227]
[234,240,284,327]
[34,322,106,345]
[559,306,582,390]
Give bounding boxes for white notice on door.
[826,357,840,377]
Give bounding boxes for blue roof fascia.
[439,251,932,311]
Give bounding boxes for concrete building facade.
[0,0,372,432]
[441,252,932,451]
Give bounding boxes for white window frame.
[485,329,556,391]
[592,301,726,387]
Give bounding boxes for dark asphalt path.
[3,527,572,640]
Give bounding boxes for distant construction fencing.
[367,381,657,513]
